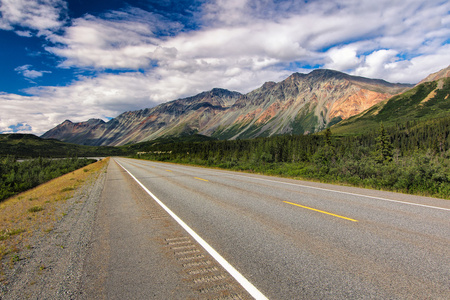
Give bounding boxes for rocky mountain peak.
[418,65,450,85]
[209,87,240,96]
[86,118,106,125]
[175,88,241,108]
[307,69,347,80]
[261,81,277,90]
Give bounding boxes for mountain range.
[42,69,420,146]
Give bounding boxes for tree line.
[134,116,450,199]
[0,157,96,202]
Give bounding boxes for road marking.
[194,177,209,182]
[166,169,172,172]
[228,174,450,212]
[284,201,358,222]
[116,160,268,300]
[132,160,450,212]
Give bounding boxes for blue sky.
[1,0,449,135]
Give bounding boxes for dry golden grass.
[0,158,109,264]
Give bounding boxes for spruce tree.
[375,123,393,163]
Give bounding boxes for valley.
[1,66,450,299]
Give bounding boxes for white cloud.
[46,7,182,69]
[15,65,51,79]
[354,49,399,79]
[41,0,450,80]
[3,122,32,134]
[15,30,32,37]
[201,0,250,26]
[378,44,450,83]
[0,0,67,35]
[0,93,57,134]
[324,46,362,72]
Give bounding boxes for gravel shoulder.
[1,158,252,299]
[0,160,107,299]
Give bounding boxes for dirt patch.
[420,89,437,104]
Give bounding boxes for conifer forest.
[134,117,450,200]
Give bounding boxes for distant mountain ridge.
[42,69,412,146]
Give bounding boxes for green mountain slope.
[121,134,216,153]
[0,134,126,158]
[332,77,450,135]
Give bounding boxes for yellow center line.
[194,177,209,182]
[283,201,358,222]
[166,170,172,172]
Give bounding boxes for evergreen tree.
[324,128,332,147]
[375,123,393,163]
[312,128,336,169]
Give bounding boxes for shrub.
[28,206,44,213]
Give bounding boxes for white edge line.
[229,174,450,212]
[115,160,268,300]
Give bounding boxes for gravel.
[0,166,106,299]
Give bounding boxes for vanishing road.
[83,157,450,299]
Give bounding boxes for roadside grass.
[0,158,109,272]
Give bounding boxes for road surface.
[82,157,450,299]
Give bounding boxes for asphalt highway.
[100,157,450,299]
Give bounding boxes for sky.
[1,0,449,135]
